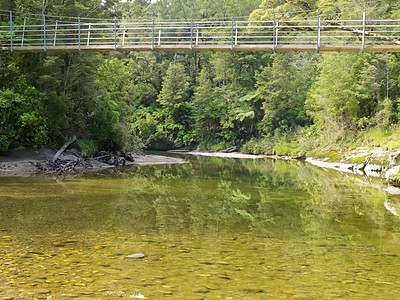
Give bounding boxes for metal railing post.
[191,18,193,50]
[10,11,13,52]
[87,23,91,46]
[235,22,238,45]
[152,19,155,50]
[43,14,46,51]
[196,25,199,45]
[78,17,81,51]
[21,18,26,47]
[123,24,126,46]
[114,18,117,50]
[273,13,276,51]
[362,2,366,51]
[53,20,57,46]
[317,8,321,51]
[158,25,161,46]
[231,17,234,50]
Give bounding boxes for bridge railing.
[2,7,400,51]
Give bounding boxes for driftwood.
[32,158,92,175]
[53,135,77,162]
[33,151,135,175]
[93,151,126,166]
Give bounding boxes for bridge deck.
[4,45,400,53]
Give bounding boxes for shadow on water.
[1,155,400,298]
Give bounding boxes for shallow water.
[1,155,400,299]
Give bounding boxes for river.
[1,154,400,298]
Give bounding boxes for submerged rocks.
[125,253,145,259]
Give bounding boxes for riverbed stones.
[125,253,145,259]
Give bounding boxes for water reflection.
[1,156,400,298]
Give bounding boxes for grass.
[355,127,400,150]
[243,125,400,162]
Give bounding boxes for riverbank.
[3,147,400,196]
[176,147,400,195]
[304,147,400,184]
[0,149,186,177]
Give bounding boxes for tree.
[306,53,385,132]
[157,62,193,146]
[256,53,313,134]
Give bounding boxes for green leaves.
[0,87,48,152]
[158,63,190,109]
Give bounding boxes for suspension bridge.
[1,3,400,53]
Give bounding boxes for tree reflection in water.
[1,155,400,298]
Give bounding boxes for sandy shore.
[0,149,186,177]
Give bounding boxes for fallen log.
[53,135,77,162]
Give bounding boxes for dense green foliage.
[2,0,400,155]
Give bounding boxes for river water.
[1,154,400,299]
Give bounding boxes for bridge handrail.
[2,2,400,53]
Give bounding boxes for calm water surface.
[1,155,400,299]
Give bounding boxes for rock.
[385,186,400,195]
[388,150,400,166]
[364,164,383,177]
[219,146,237,153]
[386,165,400,179]
[125,253,145,259]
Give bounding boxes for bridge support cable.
[317,9,320,51]
[43,14,46,51]
[158,25,161,46]
[21,18,26,47]
[122,24,126,46]
[362,2,367,51]
[53,20,57,46]
[195,25,199,45]
[114,18,117,50]
[152,19,155,50]
[78,17,81,51]
[231,17,234,50]
[235,22,238,46]
[190,18,193,50]
[87,23,91,46]
[273,13,276,51]
[9,11,12,52]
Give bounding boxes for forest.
[1,0,400,156]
